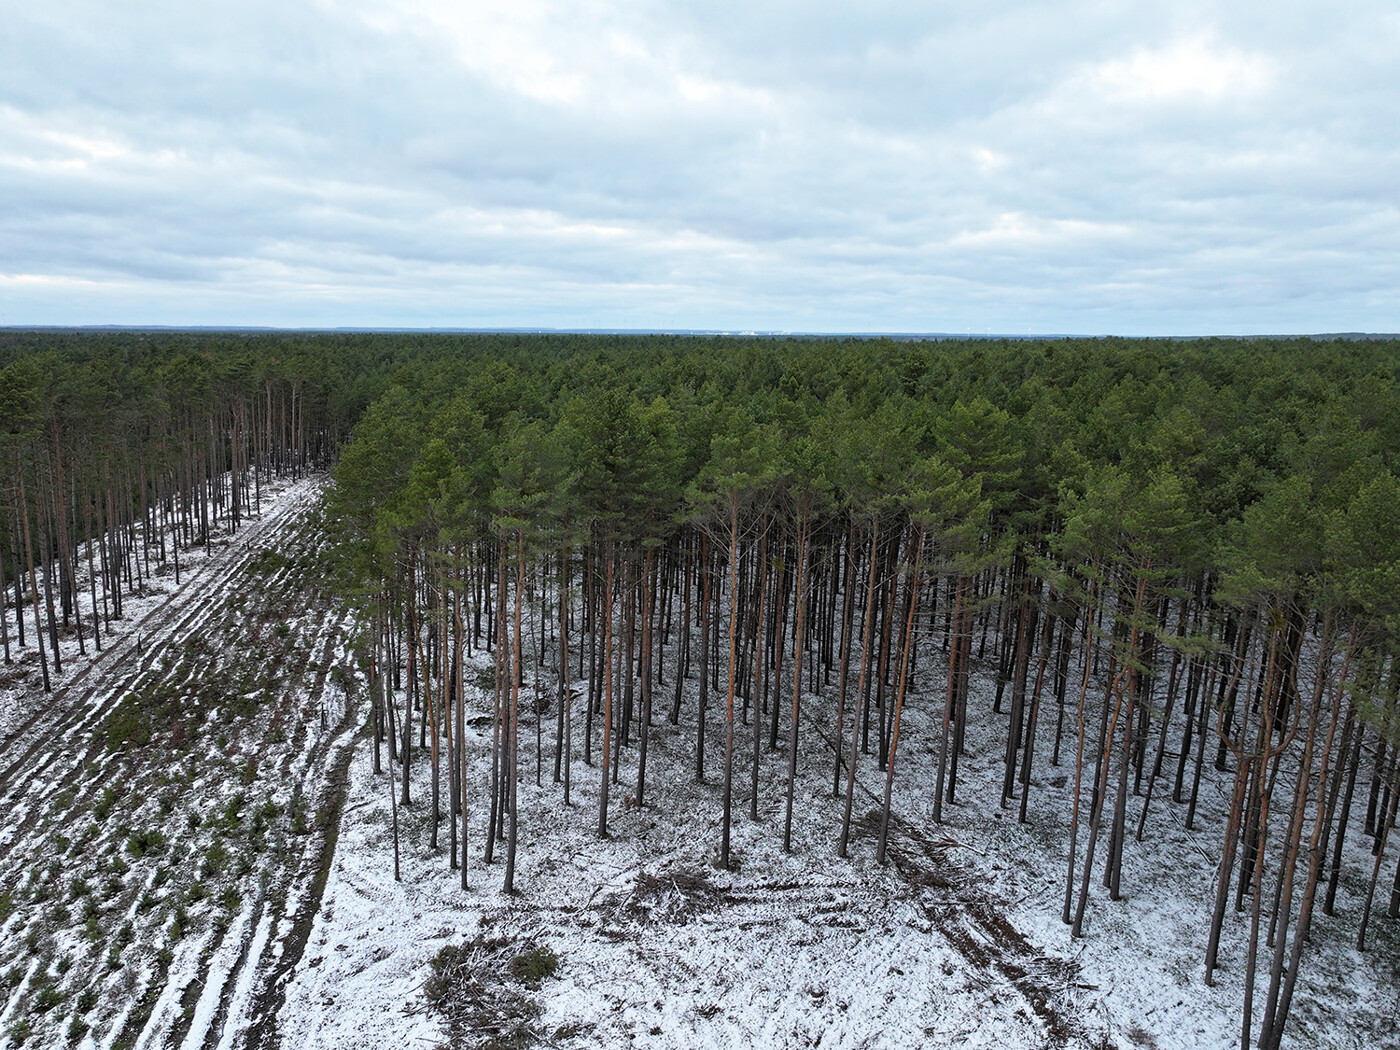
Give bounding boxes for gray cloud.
[1,1,1396,332]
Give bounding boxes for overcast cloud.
[2,1,1396,334]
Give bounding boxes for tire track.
[0,474,365,1050]
[0,480,322,806]
[0,491,320,874]
[884,816,1098,1049]
[239,713,363,1050]
[804,713,1101,1049]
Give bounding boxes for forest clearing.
[0,332,1398,1049]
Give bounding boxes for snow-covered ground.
[0,475,362,1050]
[282,647,1400,1050]
[282,705,1092,1050]
[278,646,1400,1047]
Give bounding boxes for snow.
[276,662,1111,1050]
[132,929,216,1050]
[180,909,256,1050]
[279,728,1046,1050]
[275,642,1400,1050]
[215,903,275,1050]
[0,477,321,738]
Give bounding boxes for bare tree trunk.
[933,573,967,825]
[17,463,51,692]
[1260,631,1346,1049]
[878,525,924,863]
[697,533,711,782]
[721,500,741,868]
[636,547,657,809]
[750,522,768,821]
[598,547,615,837]
[839,518,881,857]
[783,517,810,852]
[832,521,857,797]
[504,530,525,892]
[1062,592,1094,925]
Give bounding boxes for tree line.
[0,332,377,691]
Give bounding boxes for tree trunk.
[839,518,881,857]
[720,499,741,869]
[877,525,924,864]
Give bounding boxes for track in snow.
[0,474,367,1050]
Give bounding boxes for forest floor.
[278,649,1400,1050]
[0,479,1397,1049]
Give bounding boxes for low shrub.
[105,705,151,750]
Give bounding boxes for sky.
[2,1,1397,335]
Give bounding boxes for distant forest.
[2,329,1399,1049]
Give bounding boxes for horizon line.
[3,325,1397,341]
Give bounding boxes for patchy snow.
[0,475,321,737]
[278,643,1400,1050]
[215,904,275,1050]
[180,907,259,1050]
[132,928,216,1050]
[279,701,1081,1050]
[0,473,362,1050]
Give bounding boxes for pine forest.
[0,329,1397,1050]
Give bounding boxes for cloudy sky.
[2,2,1397,334]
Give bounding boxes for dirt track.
[0,476,367,1050]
